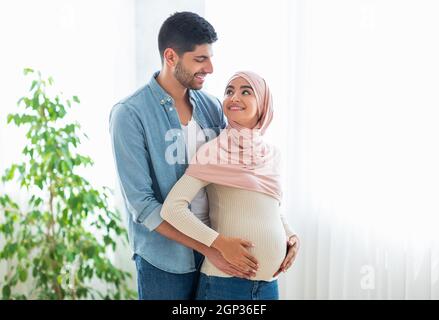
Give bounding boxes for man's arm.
[110,104,163,230]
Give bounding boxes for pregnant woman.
[161,71,300,300]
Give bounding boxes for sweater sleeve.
[280,210,297,238]
[161,174,219,247]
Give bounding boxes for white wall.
[0,0,137,190]
[135,0,205,86]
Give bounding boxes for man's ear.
[163,48,179,68]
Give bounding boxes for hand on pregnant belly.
[211,234,259,274]
[205,247,257,279]
[273,234,300,277]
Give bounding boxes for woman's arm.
[161,174,218,245]
[280,211,296,238]
[273,210,300,277]
[161,174,259,273]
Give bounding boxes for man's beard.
[174,61,202,90]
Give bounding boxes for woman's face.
[223,77,259,129]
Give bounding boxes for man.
[109,12,256,300]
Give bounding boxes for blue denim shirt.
[109,72,226,273]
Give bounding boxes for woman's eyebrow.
[226,85,253,90]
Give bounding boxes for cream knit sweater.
[161,174,296,281]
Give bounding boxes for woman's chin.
[228,117,244,125]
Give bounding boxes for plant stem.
[48,181,63,300]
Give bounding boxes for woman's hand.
[273,234,300,277]
[204,247,256,279]
[211,234,259,274]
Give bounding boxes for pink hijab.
[185,71,282,202]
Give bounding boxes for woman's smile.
[227,103,245,111]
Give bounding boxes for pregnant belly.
[202,219,287,281]
[245,230,287,280]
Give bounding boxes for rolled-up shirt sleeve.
[109,103,163,231]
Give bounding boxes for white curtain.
[285,0,439,300]
[206,0,439,299]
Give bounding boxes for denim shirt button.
[169,107,173,111]
[160,99,165,105]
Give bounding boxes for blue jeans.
[134,252,204,300]
[195,273,279,300]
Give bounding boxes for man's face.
[174,44,214,90]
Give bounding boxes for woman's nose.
[231,93,240,101]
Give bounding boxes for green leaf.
[18,247,27,259]
[35,179,43,190]
[34,198,43,207]
[13,114,21,125]
[30,80,38,91]
[23,68,34,75]
[2,243,18,258]
[6,114,14,124]
[2,285,11,299]
[72,96,80,103]
[18,268,28,282]
[3,165,17,182]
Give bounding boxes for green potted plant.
[0,68,135,299]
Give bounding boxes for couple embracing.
[110,11,299,300]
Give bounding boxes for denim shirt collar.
[148,71,198,109]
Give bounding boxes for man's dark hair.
[158,12,218,63]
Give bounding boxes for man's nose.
[204,59,213,74]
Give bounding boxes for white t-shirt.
[181,118,210,226]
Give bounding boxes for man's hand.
[273,234,300,277]
[211,234,259,274]
[204,247,256,279]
